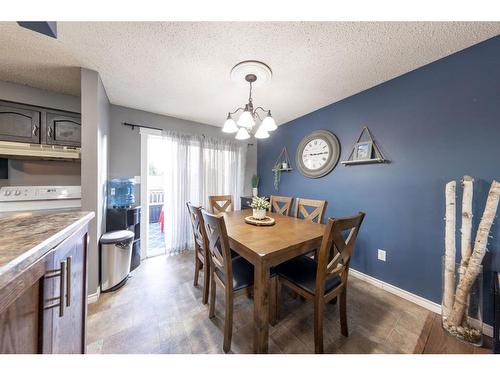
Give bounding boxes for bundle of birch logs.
[443,176,500,343]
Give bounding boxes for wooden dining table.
[222,208,326,353]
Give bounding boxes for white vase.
[252,187,258,197]
[253,208,266,220]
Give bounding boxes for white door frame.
[139,128,162,260]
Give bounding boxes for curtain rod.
[122,121,254,146]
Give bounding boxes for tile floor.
[87,251,432,354]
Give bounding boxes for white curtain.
[160,131,247,255]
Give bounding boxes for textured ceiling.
[0,22,499,126]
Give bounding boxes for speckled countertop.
[0,211,94,289]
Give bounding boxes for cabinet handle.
[32,124,39,136]
[47,127,53,139]
[44,260,66,317]
[66,256,71,307]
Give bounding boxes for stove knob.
[4,190,11,196]
[14,190,21,196]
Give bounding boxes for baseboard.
[87,287,100,304]
[349,268,493,338]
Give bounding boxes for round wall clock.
[295,130,341,178]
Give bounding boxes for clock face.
[296,130,341,178]
[302,139,330,170]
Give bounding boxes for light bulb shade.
[261,112,277,131]
[237,110,255,129]
[235,127,250,140]
[254,124,270,139]
[222,116,238,133]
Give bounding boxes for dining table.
[222,208,326,353]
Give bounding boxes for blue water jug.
[109,178,135,208]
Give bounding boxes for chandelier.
[222,61,277,140]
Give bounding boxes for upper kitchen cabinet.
[45,112,81,147]
[0,102,41,144]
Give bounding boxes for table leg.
[253,262,270,353]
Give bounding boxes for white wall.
[0,80,81,187]
[81,68,110,296]
[109,105,257,198]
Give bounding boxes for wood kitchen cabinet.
[0,102,41,144]
[0,224,89,354]
[45,112,81,147]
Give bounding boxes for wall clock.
[295,130,341,178]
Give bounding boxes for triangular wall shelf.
[341,126,388,166]
[272,146,293,172]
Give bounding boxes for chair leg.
[193,257,200,287]
[340,288,348,337]
[269,278,277,326]
[275,277,282,321]
[223,289,234,353]
[209,268,216,319]
[313,298,325,354]
[202,259,210,305]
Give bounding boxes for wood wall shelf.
[271,167,293,172]
[341,126,388,166]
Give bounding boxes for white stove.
[0,186,81,213]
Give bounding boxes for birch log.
[448,180,500,326]
[459,176,474,280]
[443,181,457,318]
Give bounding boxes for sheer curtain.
[161,131,246,255]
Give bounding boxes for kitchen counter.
[0,210,94,290]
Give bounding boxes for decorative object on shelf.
[244,215,276,226]
[251,174,260,197]
[222,61,277,140]
[341,126,387,165]
[272,147,293,190]
[249,196,270,220]
[296,129,341,178]
[442,176,500,346]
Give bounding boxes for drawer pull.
[32,124,39,136]
[66,256,71,307]
[44,260,66,317]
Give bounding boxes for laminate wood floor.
[86,252,486,354]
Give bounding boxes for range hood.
[0,141,80,160]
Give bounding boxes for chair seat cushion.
[276,255,341,295]
[216,256,254,291]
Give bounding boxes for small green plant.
[250,196,270,210]
[273,162,281,191]
[251,174,260,189]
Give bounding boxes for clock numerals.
[302,138,330,170]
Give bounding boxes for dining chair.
[293,197,327,223]
[209,195,233,214]
[201,209,254,353]
[186,202,210,304]
[269,195,293,216]
[276,212,365,353]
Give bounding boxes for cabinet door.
[49,227,88,354]
[45,112,81,147]
[0,252,52,353]
[0,103,41,144]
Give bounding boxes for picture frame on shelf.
[354,141,373,161]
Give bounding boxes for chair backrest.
[209,195,233,214]
[315,212,366,296]
[270,195,293,216]
[293,198,327,223]
[186,202,208,256]
[201,209,233,287]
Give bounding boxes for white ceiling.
[0,22,499,126]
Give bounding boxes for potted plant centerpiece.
[250,196,270,220]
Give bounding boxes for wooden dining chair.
[276,212,365,353]
[201,209,254,353]
[209,195,233,214]
[269,195,293,216]
[293,198,327,223]
[186,203,211,304]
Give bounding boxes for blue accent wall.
[257,36,500,324]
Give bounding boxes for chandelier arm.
[254,106,270,114]
[254,112,263,122]
[228,107,245,116]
